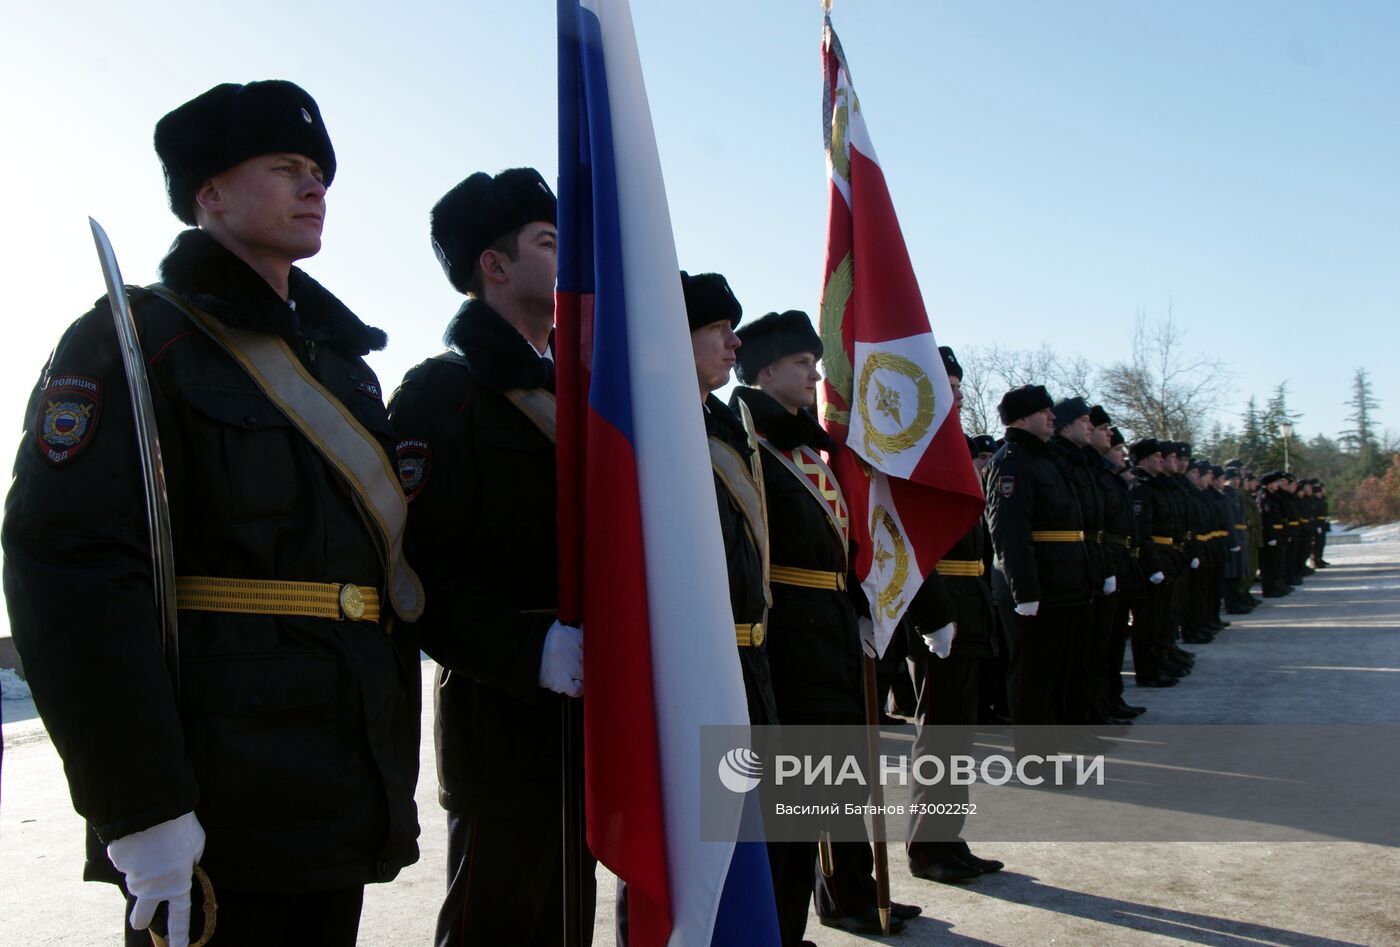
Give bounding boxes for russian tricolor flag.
[555,1,781,944]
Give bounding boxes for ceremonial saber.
[90,219,217,946]
[89,218,180,691]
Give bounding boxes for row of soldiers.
[2,78,1335,947]
[963,385,1333,747]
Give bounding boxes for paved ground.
[3,534,1398,945]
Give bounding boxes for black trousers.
[1106,594,1135,703]
[124,884,364,946]
[1009,606,1076,728]
[438,809,596,947]
[907,650,979,857]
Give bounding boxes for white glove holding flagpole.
[108,811,204,947]
[921,622,956,659]
[858,617,877,657]
[539,621,584,697]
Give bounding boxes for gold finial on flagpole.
[822,0,833,13]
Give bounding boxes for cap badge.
[300,107,313,124]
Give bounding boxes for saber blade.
[89,218,180,690]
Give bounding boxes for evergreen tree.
[1341,367,1384,478]
[1239,397,1265,465]
[1259,383,1301,472]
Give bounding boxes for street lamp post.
[1280,421,1294,473]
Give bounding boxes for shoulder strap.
[708,435,771,606]
[432,350,557,445]
[503,388,558,445]
[146,285,423,621]
[760,440,849,563]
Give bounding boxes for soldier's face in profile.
[1061,413,1094,447]
[692,319,740,394]
[758,351,821,412]
[1090,422,1113,452]
[196,152,327,265]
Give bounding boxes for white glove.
[1268,539,1278,547]
[539,621,583,697]
[1190,558,1200,569]
[921,622,956,659]
[1014,601,1040,617]
[1230,546,1241,553]
[1149,571,1165,585]
[107,811,205,947]
[1103,576,1117,595]
[858,617,876,657]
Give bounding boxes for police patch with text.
[35,374,102,465]
[396,439,430,500]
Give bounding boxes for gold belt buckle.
[339,584,367,621]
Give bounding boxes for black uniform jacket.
[1138,472,1189,580]
[1094,456,1144,597]
[3,229,420,891]
[908,517,994,659]
[389,299,565,817]
[1049,436,1107,590]
[706,393,779,726]
[984,428,1090,609]
[730,388,861,717]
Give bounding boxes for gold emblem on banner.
[871,504,909,620]
[830,87,851,182]
[819,252,855,427]
[857,352,935,460]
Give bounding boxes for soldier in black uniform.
[1219,467,1255,614]
[905,348,1005,884]
[4,81,423,947]
[729,310,919,939]
[1126,439,1189,688]
[1257,472,1291,597]
[1087,410,1146,720]
[389,168,596,947]
[984,385,1090,753]
[1312,480,1331,567]
[1047,397,1112,724]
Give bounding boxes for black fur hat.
[998,384,1053,424]
[1130,437,1162,462]
[681,271,742,332]
[155,80,336,226]
[1109,426,1125,447]
[1052,396,1091,432]
[1089,404,1112,427]
[430,168,557,295]
[968,433,997,457]
[939,345,963,380]
[735,310,821,384]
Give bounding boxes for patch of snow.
[1,666,31,700]
[1361,522,1400,543]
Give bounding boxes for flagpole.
[861,654,892,935]
[562,699,585,946]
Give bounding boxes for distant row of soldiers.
[945,383,1334,749]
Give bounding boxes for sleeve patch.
[35,374,102,465]
[396,439,431,501]
[1133,500,1143,514]
[1000,475,1016,498]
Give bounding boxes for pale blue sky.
[1,0,1396,457]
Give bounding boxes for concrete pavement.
[3,534,1398,945]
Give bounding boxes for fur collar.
[158,229,387,356]
[444,297,554,392]
[730,386,837,453]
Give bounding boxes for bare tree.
[958,343,1096,436]
[1098,304,1231,443]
